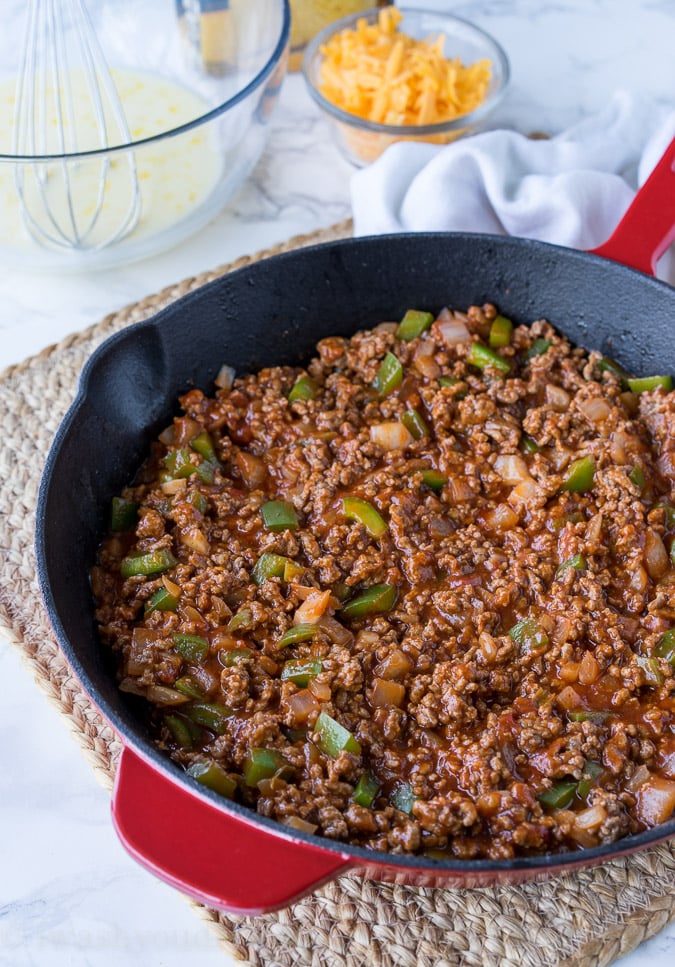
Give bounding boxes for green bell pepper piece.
[520,434,541,454]
[173,633,209,663]
[243,747,292,787]
[120,548,177,578]
[352,771,380,808]
[537,780,577,809]
[636,655,664,685]
[184,702,233,734]
[555,553,587,579]
[577,761,604,801]
[420,469,447,493]
[509,618,549,653]
[524,338,552,360]
[164,713,200,749]
[466,342,511,374]
[163,448,197,480]
[627,375,672,394]
[397,309,434,341]
[145,586,179,613]
[315,711,361,758]
[190,431,219,465]
[187,760,236,799]
[187,490,210,514]
[276,624,319,649]
[221,647,253,666]
[373,352,403,398]
[391,782,417,814]
[629,466,645,489]
[655,629,675,668]
[281,658,323,687]
[252,552,288,584]
[342,497,388,538]
[562,456,595,493]
[110,496,139,532]
[401,408,430,440]
[261,499,299,532]
[288,375,317,403]
[341,584,397,620]
[227,608,253,633]
[597,357,630,388]
[174,675,205,700]
[489,314,513,348]
[438,375,468,398]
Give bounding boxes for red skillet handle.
[589,135,675,275]
[111,745,354,914]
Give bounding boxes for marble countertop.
[1,1,674,964]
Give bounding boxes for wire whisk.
[12,0,141,252]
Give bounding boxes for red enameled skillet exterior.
[36,138,675,914]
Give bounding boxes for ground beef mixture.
[92,303,675,860]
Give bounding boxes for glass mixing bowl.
[0,0,290,270]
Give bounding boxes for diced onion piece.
[559,661,580,683]
[294,590,332,625]
[370,421,414,451]
[644,529,669,580]
[280,815,319,834]
[181,526,210,555]
[308,678,332,702]
[571,804,607,837]
[578,651,600,685]
[578,397,611,423]
[413,342,441,378]
[630,564,648,593]
[235,451,267,489]
[370,677,405,707]
[545,385,571,412]
[447,475,474,502]
[119,677,146,696]
[318,614,354,647]
[161,478,187,495]
[286,689,320,725]
[494,453,531,485]
[485,503,520,532]
[660,752,675,779]
[609,430,629,464]
[657,451,675,481]
[625,764,651,792]
[146,685,190,706]
[214,364,235,391]
[375,648,412,680]
[436,317,471,347]
[158,425,176,445]
[508,478,540,507]
[162,575,182,598]
[635,777,675,826]
[556,685,582,710]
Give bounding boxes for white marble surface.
[1,1,674,965]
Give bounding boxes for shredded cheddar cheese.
[319,8,492,128]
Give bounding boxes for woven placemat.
[1,220,674,967]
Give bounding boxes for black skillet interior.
[36,232,675,864]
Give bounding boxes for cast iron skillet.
[36,139,675,914]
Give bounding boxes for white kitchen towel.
[351,92,675,279]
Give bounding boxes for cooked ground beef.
[92,303,675,859]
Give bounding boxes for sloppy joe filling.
[93,303,675,859]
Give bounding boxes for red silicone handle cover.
[589,135,675,275]
[112,746,353,914]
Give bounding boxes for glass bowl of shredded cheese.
[302,5,509,166]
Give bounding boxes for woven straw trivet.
[1,220,675,967]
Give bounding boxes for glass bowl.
[0,0,290,270]
[302,6,509,167]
